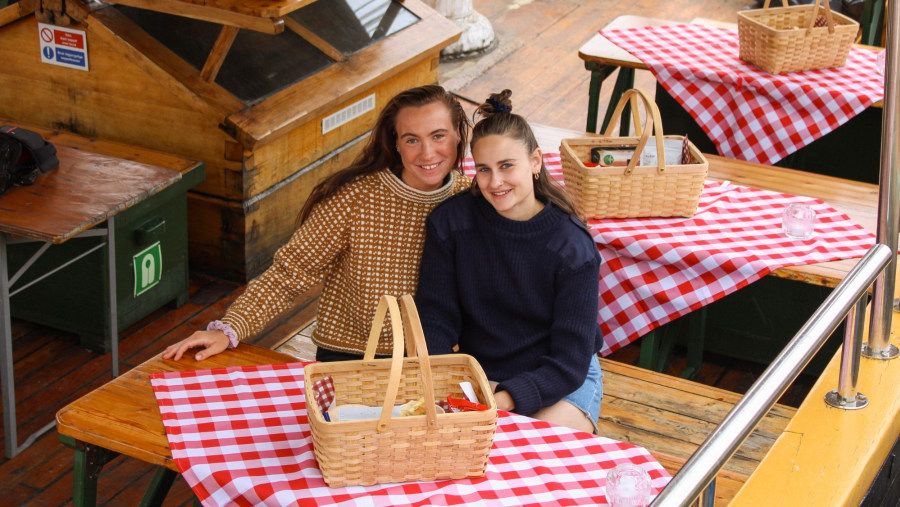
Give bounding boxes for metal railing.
[650,244,894,506]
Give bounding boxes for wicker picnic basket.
[737,0,859,74]
[560,88,708,219]
[304,294,498,488]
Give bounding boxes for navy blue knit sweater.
[415,192,603,416]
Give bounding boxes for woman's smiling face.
[472,134,544,221]
[394,102,460,191]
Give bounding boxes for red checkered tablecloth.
[151,363,671,506]
[588,179,875,354]
[465,155,875,355]
[600,24,884,166]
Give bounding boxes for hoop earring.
[533,173,540,181]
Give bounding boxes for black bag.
[0,125,59,194]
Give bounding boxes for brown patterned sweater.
[221,168,470,355]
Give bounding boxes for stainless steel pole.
[865,0,900,359]
[824,296,868,409]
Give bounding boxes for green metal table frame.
[639,308,707,380]
[60,434,199,507]
[584,61,635,136]
[861,0,885,47]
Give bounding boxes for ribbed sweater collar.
[376,168,460,205]
[472,194,559,235]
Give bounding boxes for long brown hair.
[471,89,584,222]
[297,85,469,225]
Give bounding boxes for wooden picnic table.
[56,344,297,506]
[532,123,879,289]
[532,122,883,376]
[579,15,885,134]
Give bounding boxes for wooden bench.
[598,358,795,505]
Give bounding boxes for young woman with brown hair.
[164,85,471,362]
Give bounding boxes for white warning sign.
[38,23,89,71]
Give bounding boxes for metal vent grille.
[322,94,376,134]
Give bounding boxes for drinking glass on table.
[606,463,651,507]
[782,203,816,240]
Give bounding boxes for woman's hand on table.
[162,330,230,361]
[490,381,516,411]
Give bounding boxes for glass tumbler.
[606,463,651,507]
[782,203,816,240]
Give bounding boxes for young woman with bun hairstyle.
[416,89,604,433]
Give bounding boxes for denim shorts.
[563,354,604,434]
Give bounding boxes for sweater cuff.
[497,376,542,416]
[207,320,239,349]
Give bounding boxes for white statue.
[426,0,495,58]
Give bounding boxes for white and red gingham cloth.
[150,362,671,506]
[600,24,885,166]
[464,155,875,355]
[588,179,875,354]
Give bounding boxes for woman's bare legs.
[531,399,595,434]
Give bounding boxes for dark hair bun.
[476,89,513,118]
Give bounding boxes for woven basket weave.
[737,0,859,74]
[304,295,497,488]
[560,88,708,219]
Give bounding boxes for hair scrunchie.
[486,97,511,113]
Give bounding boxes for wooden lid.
[99,0,320,33]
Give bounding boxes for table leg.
[602,68,636,137]
[71,440,110,507]
[62,434,177,507]
[861,0,885,47]
[638,311,706,379]
[107,217,119,378]
[584,62,616,133]
[639,330,662,371]
[639,323,679,373]
[139,467,177,507]
[0,233,16,459]
[681,307,707,381]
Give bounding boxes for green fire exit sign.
[133,242,162,297]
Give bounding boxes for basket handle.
[762,0,836,34]
[363,295,438,432]
[602,89,647,140]
[603,88,666,175]
[805,0,836,35]
[399,295,438,426]
[363,295,406,432]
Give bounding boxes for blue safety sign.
[38,23,89,71]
